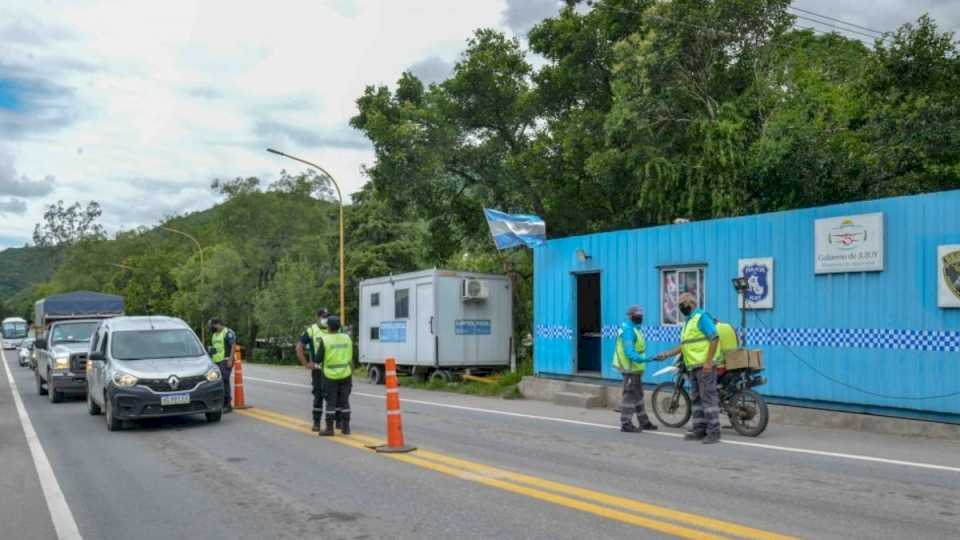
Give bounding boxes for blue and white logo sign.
[738,258,774,309]
[455,319,492,335]
[380,321,407,343]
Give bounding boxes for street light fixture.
[161,226,206,343]
[266,148,346,326]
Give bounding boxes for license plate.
[161,393,191,406]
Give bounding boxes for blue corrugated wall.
[533,190,960,419]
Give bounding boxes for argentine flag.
[483,208,546,250]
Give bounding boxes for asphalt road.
[3,350,959,540]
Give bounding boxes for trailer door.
[416,282,435,365]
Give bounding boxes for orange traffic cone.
[232,345,251,410]
[367,357,416,453]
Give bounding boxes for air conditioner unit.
[462,278,489,301]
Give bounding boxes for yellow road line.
[237,408,796,540]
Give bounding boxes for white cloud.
[1,0,510,248]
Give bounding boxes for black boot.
[684,430,706,441]
[621,423,642,433]
[335,411,342,430]
[702,432,721,445]
[641,421,658,431]
[318,415,335,437]
[340,413,351,435]
[311,420,322,432]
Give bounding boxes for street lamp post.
[266,148,346,325]
[161,226,206,343]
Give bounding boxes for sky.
[1,0,957,249]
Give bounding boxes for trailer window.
[370,327,379,340]
[371,292,380,307]
[395,289,409,318]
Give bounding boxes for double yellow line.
[238,407,796,540]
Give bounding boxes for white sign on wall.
[938,245,960,308]
[814,212,884,274]
[738,258,774,309]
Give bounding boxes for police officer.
[613,305,660,433]
[659,292,722,444]
[317,316,353,436]
[209,318,236,413]
[297,308,329,432]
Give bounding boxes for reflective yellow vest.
[680,314,717,369]
[306,324,325,366]
[211,328,232,363]
[320,332,353,380]
[613,326,646,374]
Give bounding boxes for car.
[86,316,224,431]
[18,337,35,367]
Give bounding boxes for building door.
[575,273,602,373]
[416,283,435,365]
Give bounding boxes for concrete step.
[553,391,606,409]
[563,382,606,398]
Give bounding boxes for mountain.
[0,245,62,302]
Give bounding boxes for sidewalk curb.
[519,376,960,441]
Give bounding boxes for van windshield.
[111,329,204,360]
[51,322,98,344]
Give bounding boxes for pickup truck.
[33,291,124,403]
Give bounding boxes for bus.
[2,317,29,350]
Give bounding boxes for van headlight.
[54,354,70,370]
[206,368,221,382]
[112,372,138,387]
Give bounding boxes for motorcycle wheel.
[728,389,768,437]
[652,382,691,428]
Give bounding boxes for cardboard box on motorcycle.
[724,349,764,371]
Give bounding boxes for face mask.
[679,304,693,316]
[630,316,643,325]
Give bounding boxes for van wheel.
[35,369,47,395]
[105,395,122,431]
[48,385,62,403]
[367,364,385,385]
[87,390,101,415]
[206,411,222,423]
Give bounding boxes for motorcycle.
[651,356,769,437]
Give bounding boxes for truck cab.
[35,319,101,402]
[33,291,124,403]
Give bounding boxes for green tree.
[253,257,322,357]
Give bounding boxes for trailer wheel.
[429,370,452,384]
[366,364,385,385]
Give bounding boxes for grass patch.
[398,370,525,399]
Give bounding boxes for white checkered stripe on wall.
[536,324,960,352]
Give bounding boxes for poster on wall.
[938,245,960,308]
[738,258,774,309]
[814,212,884,274]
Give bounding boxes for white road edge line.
[2,357,83,540]
[244,375,960,474]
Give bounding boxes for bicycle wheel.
[651,382,691,428]
[728,389,769,437]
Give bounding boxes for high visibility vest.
[680,314,716,369]
[613,326,646,374]
[211,328,233,363]
[306,324,325,365]
[320,332,353,380]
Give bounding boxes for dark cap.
[326,316,341,331]
[316,308,330,317]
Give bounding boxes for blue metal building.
[533,190,960,421]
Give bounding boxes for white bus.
[2,317,29,350]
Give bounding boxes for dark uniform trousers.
[690,367,721,436]
[311,369,325,424]
[620,373,651,426]
[219,362,232,407]
[322,377,352,423]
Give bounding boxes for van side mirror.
[88,351,105,362]
[34,338,47,350]
[206,346,217,357]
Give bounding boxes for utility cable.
[750,312,960,401]
[788,6,887,36]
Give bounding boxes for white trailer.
[358,269,513,384]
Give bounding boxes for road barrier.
[367,356,416,453]
[232,345,251,410]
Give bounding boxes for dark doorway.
[575,273,602,373]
